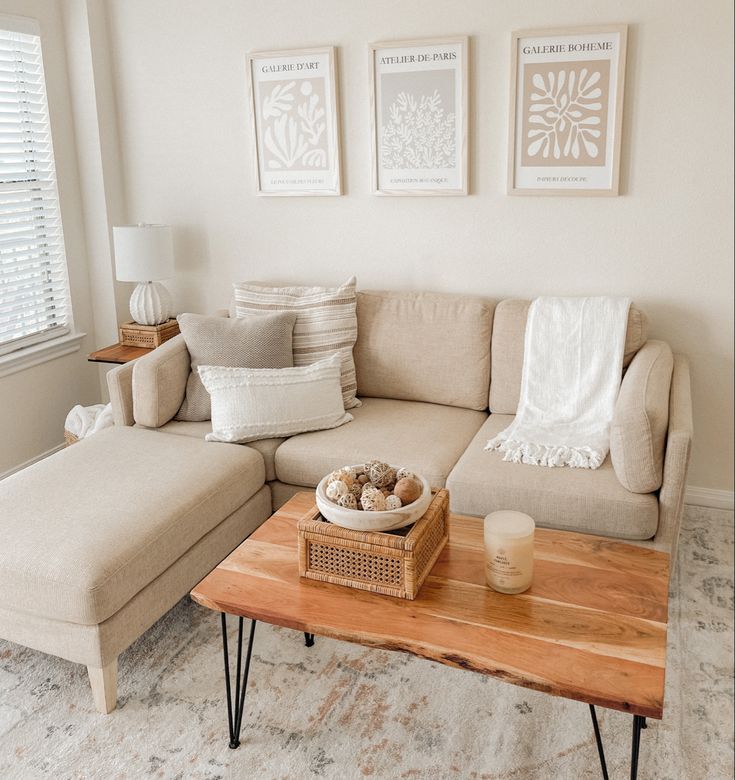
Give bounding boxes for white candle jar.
[484,511,535,594]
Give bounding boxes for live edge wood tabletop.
[191,492,670,721]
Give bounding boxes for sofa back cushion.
[610,340,674,493]
[489,299,649,414]
[353,290,494,411]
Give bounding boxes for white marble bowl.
[316,466,432,532]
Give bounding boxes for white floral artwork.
[381,89,456,169]
[260,79,328,170]
[526,68,604,161]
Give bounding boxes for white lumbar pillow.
[198,353,352,443]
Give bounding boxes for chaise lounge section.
[0,426,270,712]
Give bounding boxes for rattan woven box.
[118,318,180,348]
[298,488,449,600]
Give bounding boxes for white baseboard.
[0,443,65,481]
[685,486,735,511]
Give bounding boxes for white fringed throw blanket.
[485,296,631,469]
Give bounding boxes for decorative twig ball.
[396,467,416,482]
[368,461,396,489]
[336,493,358,509]
[393,477,422,505]
[326,479,349,501]
[360,487,386,512]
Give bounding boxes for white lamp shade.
[113,224,174,282]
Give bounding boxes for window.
[0,18,72,358]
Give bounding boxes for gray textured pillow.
[175,312,296,421]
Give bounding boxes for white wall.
[102,0,733,491]
[0,0,102,475]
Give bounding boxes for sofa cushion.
[233,277,360,410]
[275,397,487,488]
[137,420,284,482]
[353,290,494,411]
[176,311,296,422]
[446,414,659,540]
[489,299,649,414]
[0,427,265,626]
[610,340,674,493]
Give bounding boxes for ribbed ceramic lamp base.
[129,282,172,326]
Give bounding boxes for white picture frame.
[247,46,342,196]
[369,36,468,196]
[508,25,628,197]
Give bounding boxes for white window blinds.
[0,20,71,356]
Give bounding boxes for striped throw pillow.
[233,277,360,409]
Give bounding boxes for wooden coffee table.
[191,493,669,779]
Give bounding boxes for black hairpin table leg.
[304,632,315,647]
[220,613,256,749]
[589,705,648,780]
[589,705,609,780]
[630,714,647,780]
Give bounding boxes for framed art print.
[508,25,627,196]
[247,47,341,196]
[369,37,468,195]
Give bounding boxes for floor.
[0,505,732,780]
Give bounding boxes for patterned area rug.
[0,506,732,780]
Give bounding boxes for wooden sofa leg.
[87,659,118,714]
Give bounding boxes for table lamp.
[113,224,174,326]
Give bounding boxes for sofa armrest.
[654,355,693,569]
[610,340,674,493]
[132,334,191,428]
[107,362,135,426]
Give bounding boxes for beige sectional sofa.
[114,289,692,556]
[0,288,692,714]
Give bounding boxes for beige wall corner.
[61,0,129,342]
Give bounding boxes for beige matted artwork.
[247,47,341,196]
[369,37,468,196]
[508,25,627,196]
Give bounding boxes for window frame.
[0,13,84,376]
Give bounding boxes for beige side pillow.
[610,340,674,493]
[176,311,296,422]
[233,277,360,410]
[199,354,352,443]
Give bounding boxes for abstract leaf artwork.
[261,80,328,170]
[381,90,456,169]
[521,61,610,167]
[508,26,627,195]
[370,37,467,195]
[248,47,341,195]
